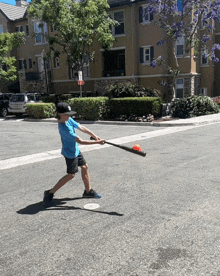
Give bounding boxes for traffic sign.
[78,80,85,86]
[78,71,83,81]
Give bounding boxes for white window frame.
[34,21,48,45]
[110,10,125,37]
[141,4,153,24]
[175,78,184,98]
[143,46,151,64]
[176,36,185,57]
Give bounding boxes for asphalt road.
[1,119,220,276]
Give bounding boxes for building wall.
[2,0,220,99]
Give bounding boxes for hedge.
[108,97,162,118]
[67,97,109,120]
[28,97,162,120]
[26,103,56,119]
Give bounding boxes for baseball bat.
[90,137,146,157]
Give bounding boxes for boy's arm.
[75,136,105,145]
[77,124,101,141]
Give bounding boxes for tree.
[0,32,25,82]
[143,0,220,100]
[28,0,117,74]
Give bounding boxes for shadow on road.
[16,197,124,216]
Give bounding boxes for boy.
[43,102,105,207]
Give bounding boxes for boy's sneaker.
[82,189,101,199]
[43,190,54,207]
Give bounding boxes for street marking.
[0,123,219,171]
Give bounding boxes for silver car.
[8,93,41,115]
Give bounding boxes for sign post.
[78,71,84,97]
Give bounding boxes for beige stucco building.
[0,0,220,100]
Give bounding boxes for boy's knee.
[81,164,88,171]
[68,173,75,180]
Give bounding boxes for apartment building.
[0,0,219,99]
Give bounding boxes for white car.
[8,93,41,115]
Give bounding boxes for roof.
[0,2,27,21]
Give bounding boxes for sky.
[0,0,31,5]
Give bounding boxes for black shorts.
[64,152,86,174]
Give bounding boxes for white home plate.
[83,203,100,210]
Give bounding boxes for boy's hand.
[98,139,105,145]
[92,135,101,141]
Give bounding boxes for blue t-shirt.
[58,118,80,158]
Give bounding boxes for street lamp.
[41,49,49,94]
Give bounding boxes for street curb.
[3,114,220,127]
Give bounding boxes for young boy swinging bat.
[43,102,105,207]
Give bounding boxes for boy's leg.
[81,164,91,192]
[81,164,101,198]
[50,174,75,194]
[43,174,74,206]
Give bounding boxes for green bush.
[106,82,160,99]
[26,103,56,119]
[171,95,219,118]
[108,97,162,118]
[68,97,109,120]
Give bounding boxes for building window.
[201,48,208,66]
[139,5,154,23]
[200,87,208,96]
[26,25,29,36]
[0,25,3,34]
[34,21,48,44]
[19,59,27,70]
[70,56,90,79]
[175,78,184,98]
[140,46,154,64]
[111,11,125,36]
[82,55,90,78]
[176,36,185,57]
[70,65,78,80]
[54,57,60,68]
[29,58,32,69]
[103,49,125,77]
[15,26,23,32]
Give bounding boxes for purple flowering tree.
[143,0,220,100]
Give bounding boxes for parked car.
[8,93,42,115]
[0,93,12,117]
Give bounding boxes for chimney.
[16,0,28,7]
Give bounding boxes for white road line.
[0,123,218,171]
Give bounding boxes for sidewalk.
[22,112,220,127]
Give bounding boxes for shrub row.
[67,97,109,120]
[26,97,162,120]
[26,103,56,119]
[107,97,161,119]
